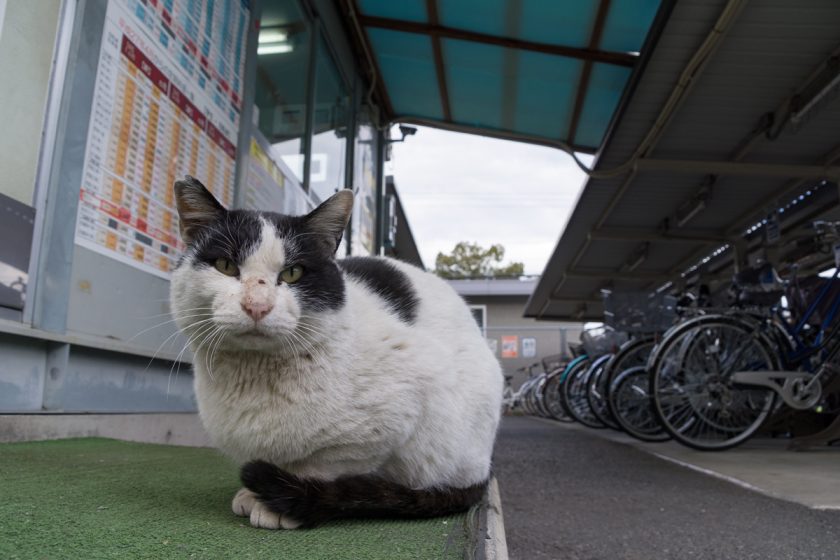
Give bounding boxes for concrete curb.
[471,477,508,560]
[484,478,509,560]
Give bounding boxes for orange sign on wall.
[501,336,519,358]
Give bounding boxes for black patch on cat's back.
[338,257,419,323]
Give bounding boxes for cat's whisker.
[194,327,220,383]
[140,317,219,377]
[136,306,216,319]
[128,313,216,342]
[185,324,222,384]
[168,321,219,393]
[207,327,229,380]
[285,328,330,374]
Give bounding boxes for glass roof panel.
[520,0,599,48]
[514,52,582,140]
[443,38,505,130]
[356,0,428,24]
[574,62,633,148]
[438,0,508,37]
[366,28,443,120]
[600,0,661,52]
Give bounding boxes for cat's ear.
[173,176,225,244]
[304,190,354,255]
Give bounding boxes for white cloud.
[388,126,592,275]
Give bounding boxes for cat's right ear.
[174,176,225,244]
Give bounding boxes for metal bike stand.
[788,373,840,451]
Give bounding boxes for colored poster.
[501,336,519,359]
[74,0,249,278]
[243,137,285,211]
[522,337,537,358]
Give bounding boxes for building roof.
[344,0,669,152]
[526,0,840,321]
[448,277,537,297]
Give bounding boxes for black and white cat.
[170,176,502,529]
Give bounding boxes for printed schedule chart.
[75,0,248,278]
[128,0,249,131]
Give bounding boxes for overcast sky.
[387,126,593,276]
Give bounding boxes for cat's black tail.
[240,460,487,528]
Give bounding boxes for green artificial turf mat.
[0,438,473,560]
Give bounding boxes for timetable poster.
[74,0,249,278]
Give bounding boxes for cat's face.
[170,176,353,353]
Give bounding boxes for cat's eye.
[280,265,304,284]
[214,258,239,277]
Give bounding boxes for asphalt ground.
[493,416,840,560]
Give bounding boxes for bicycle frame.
[777,267,840,369]
[731,268,840,409]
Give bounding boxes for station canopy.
[347,0,666,151]
[525,0,840,321]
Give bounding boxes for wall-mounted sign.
[501,336,518,359]
[522,337,537,358]
[74,0,249,278]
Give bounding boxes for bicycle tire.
[586,354,621,430]
[610,366,670,442]
[604,338,656,430]
[543,369,574,422]
[649,314,779,451]
[562,357,605,428]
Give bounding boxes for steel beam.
[357,15,637,67]
[636,158,840,179]
[590,227,730,243]
[567,0,611,144]
[425,0,451,122]
[563,269,671,281]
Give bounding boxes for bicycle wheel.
[586,354,621,430]
[524,379,542,416]
[522,381,536,415]
[562,357,605,429]
[650,314,779,450]
[604,338,656,430]
[610,366,670,442]
[532,375,553,417]
[543,369,574,422]
[604,337,656,388]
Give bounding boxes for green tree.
[434,242,525,279]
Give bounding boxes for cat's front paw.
[249,500,281,529]
[248,500,302,530]
[232,487,257,517]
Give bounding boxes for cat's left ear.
[174,176,226,244]
[304,190,354,256]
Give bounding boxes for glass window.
[470,305,487,336]
[351,105,377,255]
[308,35,350,202]
[254,0,310,183]
[0,0,61,205]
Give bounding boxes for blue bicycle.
[649,256,840,450]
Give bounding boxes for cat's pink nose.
[241,300,273,322]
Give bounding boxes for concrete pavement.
[493,416,840,560]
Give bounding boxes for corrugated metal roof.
[344,0,668,152]
[448,278,537,297]
[527,0,840,321]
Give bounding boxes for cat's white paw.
[280,515,302,530]
[249,500,281,530]
[232,487,257,517]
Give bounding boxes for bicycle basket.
[601,290,678,333]
[541,353,567,373]
[734,263,785,307]
[787,275,840,327]
[580,327,628,356]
